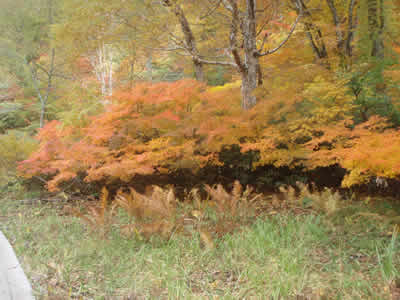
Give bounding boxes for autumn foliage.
[18,76,400,191]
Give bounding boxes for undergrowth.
[1,183,400,299]
[74,181,262,247]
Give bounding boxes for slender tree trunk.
[163,0,205,82]
[368,0,384,58]
[37,0,55,127]
[90,43,113,104]
[345,0,358,58]
[193,60,205,82]
[26,46,55,128]
[39,102,46,128]
[174,4,205,82]
[40,48,55,128]
[146,55,153,82]
[296,0,328,62]
[326,0,344,49]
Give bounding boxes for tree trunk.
[146,55,153,82]
[296,0,359,69]
[296,0,328,61]
[90,44,113,104]
[241,67,258,110]
[345,0,358,58]
[241,0,259,110]
[193,60,205,82]
[163,0,205,82]
[39,101,46,128]
[227,0,261,110]
[368,0,384,58]
[174,3,205,81]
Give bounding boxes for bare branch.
[197,58,236,67]
[32,62,50,76]
[258,32,269,54]
[256,7,302,57]
[256,17,271,37]
[200,0,222,19]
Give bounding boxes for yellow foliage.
[341,167,371,188]
[207,80,241,93]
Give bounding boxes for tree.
[222,0,302,109]
[156,0,302,109]
[89,43,115,102]
[0,0,61,128]
[290,0,359,69]
[161,0,205,81]
[367,0,384,58]
[56,0,302,109]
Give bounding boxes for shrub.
[17,79,400,192]
[0,131,37,186]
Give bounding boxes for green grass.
[0,195,399,299]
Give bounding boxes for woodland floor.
[1,192,400,300]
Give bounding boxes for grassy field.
[1,190,400,299]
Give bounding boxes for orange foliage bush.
[19,80,211,191]
[18,78,400,191]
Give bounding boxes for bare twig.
[256,2,302,57]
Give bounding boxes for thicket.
[17,65,400,193]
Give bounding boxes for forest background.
[0,0,400,197]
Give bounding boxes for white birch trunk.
[90,43,114,105]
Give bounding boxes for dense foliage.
[18,77,400,191]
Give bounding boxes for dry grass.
[114,186,177,239]
[1,188,400,299]
[71,187,116,238]
[204,180,262,218]
[73,182,263,245]
[275,181,343,215]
